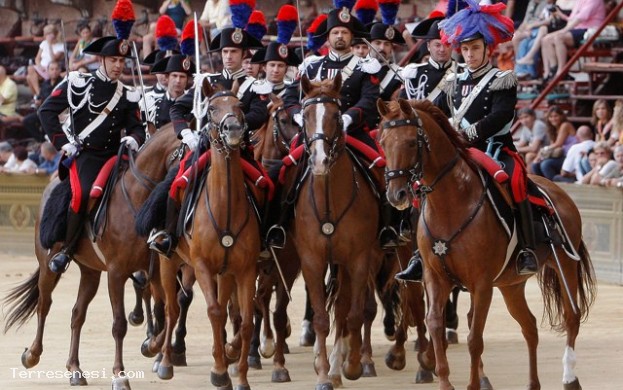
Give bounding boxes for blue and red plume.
[307,14,327,52]
[378,0,400,26]
[230,0,256,29]
[354,0,378,26]
[112,0,135,40]
[276,5,298,45]
[428,10,445,19]
[246,10,267,41]
[334,0,356,11]
[180,20,202,57]
[446,0,468,18]
[155,15,178,51]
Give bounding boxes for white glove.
[120,136,139,152]
[180,128,199,150]
[61,143,78,157]
[341,114,353,132]
[293,112,304,127]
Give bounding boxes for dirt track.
[1,254,622,390]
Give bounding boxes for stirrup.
[147,229,176,258]
[379,226,400,248]
[399,219,412,241]
[516,248,538,275]
[48,250,72,274]
[266,225,286,249]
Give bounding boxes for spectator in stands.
[33,141,60,176]
[580,142,613,184]
[160,0,192,32]
[69,24,98,72]
[540,0,606,82]
[531,105,576,179]
[553,125,596,182]
[0,145,37,174]
[0,141,14,167]
[0,65,19,122]
[22,61,62,141]
[592,144,623,187]
[590,99,614,142]
[608,99,623,146]
[515,107,550,165]
[514,0,559,78]
[26,24,65,101]
[200,0,232,39]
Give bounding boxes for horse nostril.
[396,189,407,201]
[322,157,329,166]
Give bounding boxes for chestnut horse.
[3,124,181,389]
[293,74,382,390]
[377,99,596,390]
[153,82,261,390]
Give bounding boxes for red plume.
[308,14,327,34]
[156,15,177,39]
[112,0,136,21]
[428,10,445,19]
[277,4,299,22]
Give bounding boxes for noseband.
[301,96,343,164]
[205,91,247,153]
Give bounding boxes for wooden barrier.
[0,177,621,284]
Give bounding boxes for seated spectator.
[0,65,19,121]
[200,0,231,39]
[580,142,613,184]
[515,107,549,165]
[592,144,623,187]
[22,61,62,142]
[553,125,596,183]
[531,105,577,179]
[69,24,98,72]
[0,145,37,174]
[606,99,623,146]
[34,141,60,176]
[540,0,606,81]
[0,141,14,167]
[591,99,613,142]
[26,24,65,102]
[513,0,552,78]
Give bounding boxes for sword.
[60,20,80,167]
[362,38,404,83]
[131,41,150,137]
[193,12,203,135]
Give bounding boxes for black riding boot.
[379,201,400,248]
[516,199,538,275]
[395,249,423,282]
[149,198,179,258]
[48,211,83,273]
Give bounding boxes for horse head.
[300,73,344,176]
[202,78,247,150]
[252,93,298,161]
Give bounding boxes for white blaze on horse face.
[562,346,577,384]
[310,104,329,174]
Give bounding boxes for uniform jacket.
[141,89,179,130]
[399,58,456,100]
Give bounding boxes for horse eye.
[408,140,417,148]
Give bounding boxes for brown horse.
[153,82,261,390]
[3,124,181,389]
[292,73,382,390]
[377,99,596,390]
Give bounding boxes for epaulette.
[67,71,93,89]
[442,73,457,94]
[490,70,517,91]
[123,85,142,102]
[298,55,323,74]
[400,62,427,79]
[251,79,273,95]
[193,73,215,90]
[358,57,382,74]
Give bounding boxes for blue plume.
[113,20,133,40]
[246,24,267,41]
[447,0,469,17]
[230,3,253,29]
[379,1,399,26]
[180,39,194,57]
[356,9,377,25]
[334,0,357,10]
[277,20,297,44]
[157,36,178,51]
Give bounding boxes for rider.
[149,7,268,257]
[395,14,458,282]
[39,0,145,273]
[436,0,538,276]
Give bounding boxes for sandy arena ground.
[0,254,621,389]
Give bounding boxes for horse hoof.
[564,378,582,390]
[21,348,40,368]
[225,343,241,364]
[479,376,494,390]
[211,371,231,387]
[362,362,377,377]
[140,338,156,358]
[315,383,334,390]
[259,339,275,359]
[300,322,316,347]
[157,364,174,380]
[235,385,251,390]
[342,362,363,381]
[128,311,144,327]
[69,371,88,386]
[248,355,262,370]
[170,351,187,367]
[415,367,434,384]
[329,374,342,388]
[228,364,240,377]
[384,328,396,342]
[417,351,435,372]
[217,383,233,390]
[111,376,131,390]
[152,353,162,373]
[283,342,290,354]
[385,351,406,371]
[413,338,420,351]
[446,329,459,345]
[271,367,291,383]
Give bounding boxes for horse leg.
[300,286,316,347]
[303,265,331,388]
[226,291,243,367]
[128,271,147,327]
[445,287,461,344]
[234,266,257,389]
[343,265,367,381]
[328,287,349,388]
[171,266,195,366]
[107,272,132,390]
[258,275,275,360]
[423,279,454,390]
[499,282,540,390]
[155,256,181,380]
[248,307,263,369]
[271,279,292,382]
[465,287,493,390]
[410,282,434,383]
[65,264,101,385]
[361,285,377,377]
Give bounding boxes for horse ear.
[377,98,389,118]
[301,74,312,96]
[269,92,281,106]
[332,72,343,94]
[398,99,413,117]
[202,78,214,98]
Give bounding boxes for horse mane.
[251,121,268,160]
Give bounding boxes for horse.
[377,98,596,390]
[291,73,384,390]
[152,81,261,390]
[3,124,181,389]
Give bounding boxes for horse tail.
[3,268,59,333]
[539,240,597,332]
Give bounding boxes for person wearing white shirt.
[200,0,231,39]
[555,126,595,182]
[26,24,65,99]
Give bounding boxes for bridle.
[271,105,295,155]
[203,90,248,156]
[300,96,344,167]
